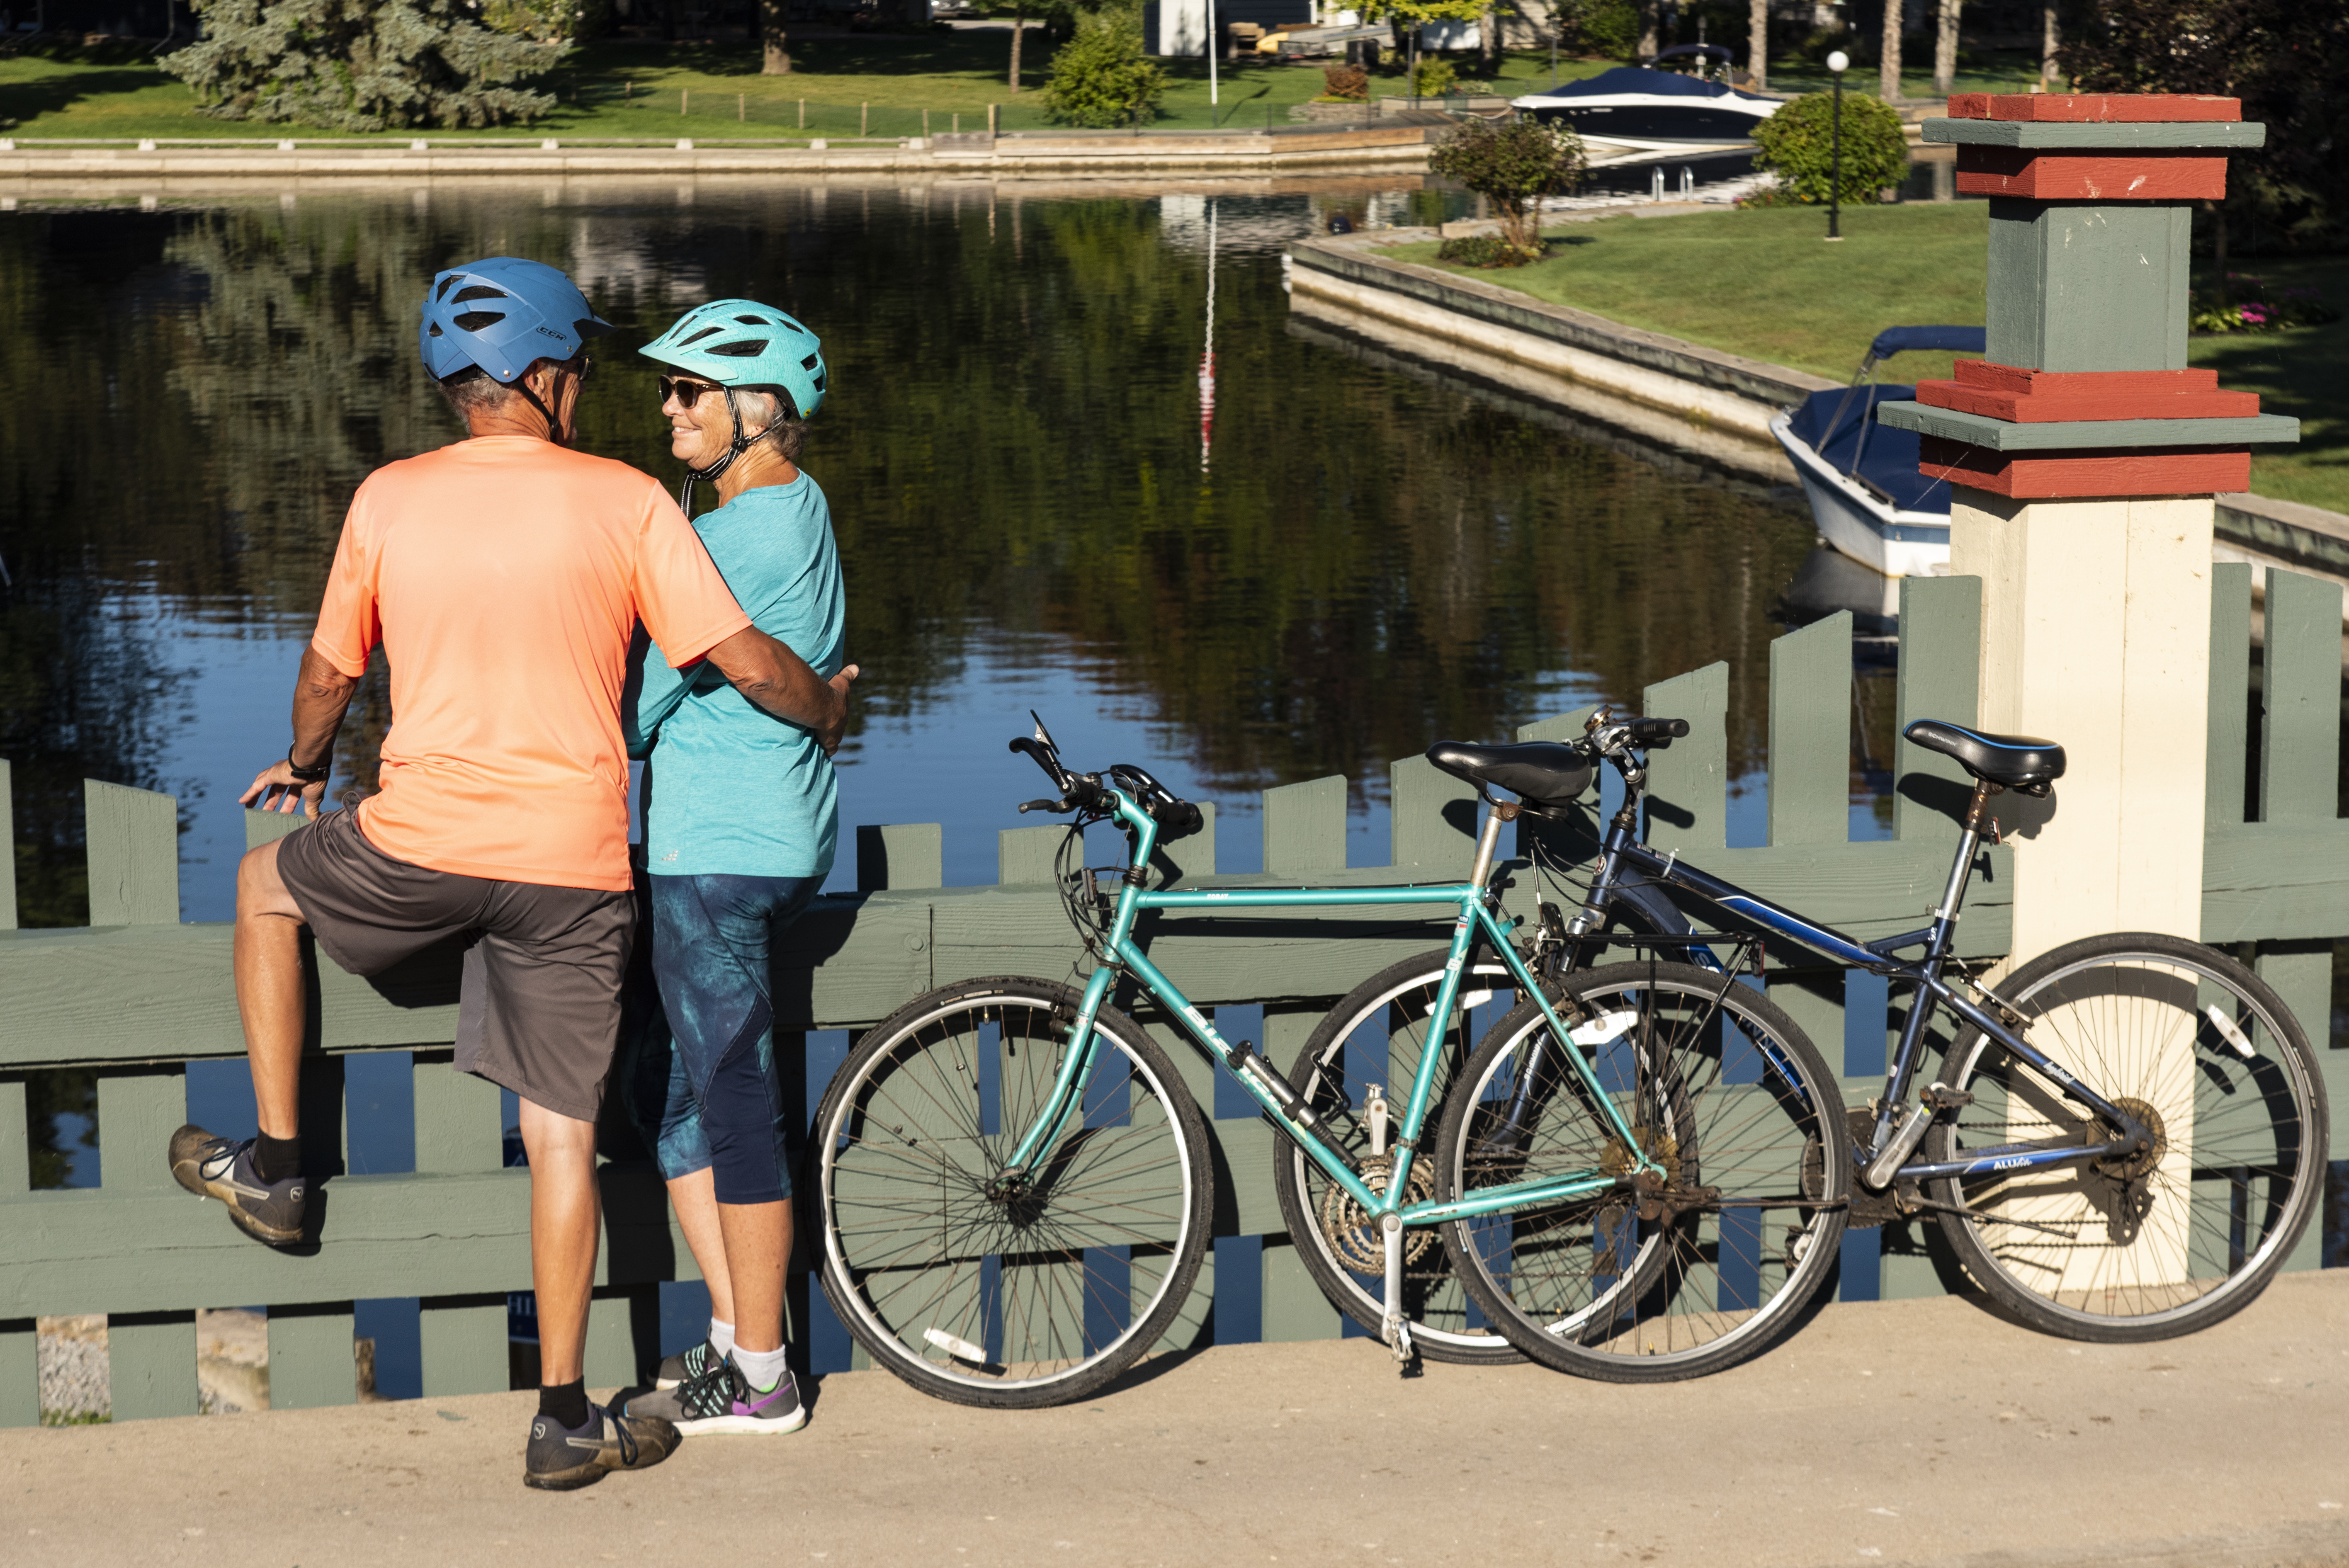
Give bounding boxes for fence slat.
[419,1293,511,1397]
[0,1319,32,1428]
[0,1077,25,1197]
[2259,570,2342,823]
[1389,755,1477,874]
[244,808,309,851]
[412,1048,504,1173]
[583,1286,655,1387]
[1895,575,1983,841]
[998,825,1063,885]
[1642,662,1728,852]
[269,1301,357,1409]
[1152,803,1217,885]
[855,823,943,891]
[1253,1007,1338,1342]
[86,780,179,927]
[1770,612,1853,847]
[97,1065,184,1191]
[1262,775,1346,876]
[109,1309,198,1420]
[2205,563,2253,830]
[0,760,16,930]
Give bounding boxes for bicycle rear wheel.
[1272,949,1533,1365]
[1435,961,1850,1381]
[1921,932,2328,1342]
[812,976,1214,1408]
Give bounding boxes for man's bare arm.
[701,625,859,755]
[241,645,361,817]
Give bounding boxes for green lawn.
[0,36,1608,141]
[1388,205,2348,514]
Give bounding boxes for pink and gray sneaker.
[627,1354,807,1436]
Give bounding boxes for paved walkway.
[7,1273,2346,1568]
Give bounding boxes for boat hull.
[1771,411,1951,579]
[1520,99,1771,152]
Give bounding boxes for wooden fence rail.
[1,570,2339,1425]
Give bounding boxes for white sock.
[708,1318,736,1358]
[731,1342,789,1393]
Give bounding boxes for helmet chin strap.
[514,374,568,449]
[676,387,772,515]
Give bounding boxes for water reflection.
[0,180,1823,922]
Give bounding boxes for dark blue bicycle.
[1435,707,2329,1379]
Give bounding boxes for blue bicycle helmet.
[641,299,826,508]
[419,257,614,383]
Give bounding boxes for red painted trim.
[1944,93,2239,122]
[1953,146,2226,200]
[1917,438,2249,498]
[1951,362,2219,396]
[1916,379,2258,422]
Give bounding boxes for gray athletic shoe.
[168,1124,305,1246]
[523,1403,680,1492]
[628,1355,807,1437]
[653,1337,723,1391]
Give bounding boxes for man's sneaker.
[522,1402,680,1492]
[627,1355,807,1437]
[167,1124,306,1246]
[652,1337,723,1391]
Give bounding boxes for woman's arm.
[623,624,693,758]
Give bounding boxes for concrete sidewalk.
[6,1273,2345,1568]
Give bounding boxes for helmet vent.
[677,325,724,346]
[435,275,460,301]
[427,322,444,337]
[734,314,770,325]
[452,311,508,332]
[801,353,821,371]
[452,285,510,303]
[811,372,826,392]
[709,340,767,357]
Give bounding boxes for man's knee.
[236,839,307,924]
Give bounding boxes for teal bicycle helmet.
[641,299,827,508]
[420,257,612,442]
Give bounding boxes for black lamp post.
[1825,49,1848,241]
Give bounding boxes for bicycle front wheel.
[812,976,1214,1408]
[1435,961,1850,1381]
[1272,949,1534,1365]
[1921,932,2329,1342]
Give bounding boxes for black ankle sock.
[539,1379,590,1432]
[251,1133,301,1186]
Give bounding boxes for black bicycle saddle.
[1904,719,2065,795]
[1426,740,1594,808]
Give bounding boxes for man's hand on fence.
[240,760,328,818]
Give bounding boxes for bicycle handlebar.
[1625,718,1690,742]
[1008,730,1200,840]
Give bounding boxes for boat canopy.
[1786,384,1950,513]
[1868,325,1986,360]
[1517,65,1775,104]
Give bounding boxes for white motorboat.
[1768,325,1984,578]
[1512,59,1779,151]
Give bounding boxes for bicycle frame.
[1569,772,2154,1182]
[991,786,1666,1233]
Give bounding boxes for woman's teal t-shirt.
[624,473,846,879]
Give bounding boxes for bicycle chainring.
[1319,1155,1436,1274]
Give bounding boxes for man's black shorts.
[274,808,634,1123]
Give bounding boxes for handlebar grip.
[1626,718,1690,741]
[1151,799,1204,840]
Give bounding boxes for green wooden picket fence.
[0,568,2339,1425]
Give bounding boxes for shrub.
[163,0,558,131]
[1568,0,1639,61]
[1749,90,1908,206]
[1410,56,1458,98]
[1436,233,1540,267]
[1041,2,1166,128]
[1322,62,1368,100]
[2189,276,2341,333]
[1427,116,1588,255]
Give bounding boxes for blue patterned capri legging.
[621,872,820,1206]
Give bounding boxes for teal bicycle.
[809,716,1851,1407]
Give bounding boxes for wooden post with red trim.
[1877,93,2300,959]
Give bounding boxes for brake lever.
[1017,798,1067,815]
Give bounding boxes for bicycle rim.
[817,982,1210,1404]
[1279,952,1527,1362]
[1440,962,1849,1379]
[1927,938,2326,1338]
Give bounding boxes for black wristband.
[285,752,332,785]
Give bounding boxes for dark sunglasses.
[659,376,723,407]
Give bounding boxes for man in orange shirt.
[163,258,856,1492]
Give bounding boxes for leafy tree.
[1041,3,1166,129]
[1410,56,1458,98]
[1749,90,1907,205]
[162,0,559,132]
[1358,0,1484,73]
[1427,117,1588,258]
[479,0,612,42]
[2058,0,2349,256]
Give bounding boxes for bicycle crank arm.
[1379,1212,1421,1378]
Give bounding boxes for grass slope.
[1389,205,2347,514]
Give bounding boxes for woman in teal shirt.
[620,300,854,1437]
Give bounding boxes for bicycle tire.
[811,976,1214,1409]
[1271,948,1535,1365]
[1435,960,1851,1381]
[1920,932,2329,1342]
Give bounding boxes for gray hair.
[434,357,571,422]
[735,386,809,466]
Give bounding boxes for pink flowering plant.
[2189,275,2339,334]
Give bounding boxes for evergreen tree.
[162,0,559,132]
[1041,4,1165,129]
